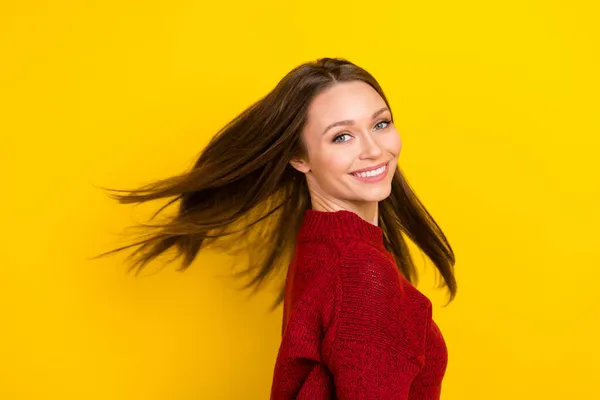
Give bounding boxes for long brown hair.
[92,57,457,311]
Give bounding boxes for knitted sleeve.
[321,246,428,399]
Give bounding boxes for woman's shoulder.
[294,237,341,259]
[295,236,394,273]
[335,239,397,272]
[291,238,342,279]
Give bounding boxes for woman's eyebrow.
[322,107,390,135]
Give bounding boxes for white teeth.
[353,165,386,178]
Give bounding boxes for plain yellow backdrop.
[1,1,599,399]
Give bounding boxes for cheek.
[314,148,355,179]
[384,129,402,154]
[327,149,355,173]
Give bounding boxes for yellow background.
[1,1,599,399]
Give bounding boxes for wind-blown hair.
[93,57,457,311]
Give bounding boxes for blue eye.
[332,133,352,143]
[374,120,391,130]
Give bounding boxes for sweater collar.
[297,209,385,250]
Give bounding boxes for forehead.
[306,80,387,128]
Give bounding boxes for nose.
[358,133,383,160]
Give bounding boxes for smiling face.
[290,80,402,211]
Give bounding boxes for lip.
[349,161,391,183]
[349,161,390,174]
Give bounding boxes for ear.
[289,156,311,174]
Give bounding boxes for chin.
[355,185,393,203]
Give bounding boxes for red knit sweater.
[270,209,448,399]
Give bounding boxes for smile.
[350,161,390,182]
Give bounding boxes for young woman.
[96,57,457,399]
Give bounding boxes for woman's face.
[292,80,402,208]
